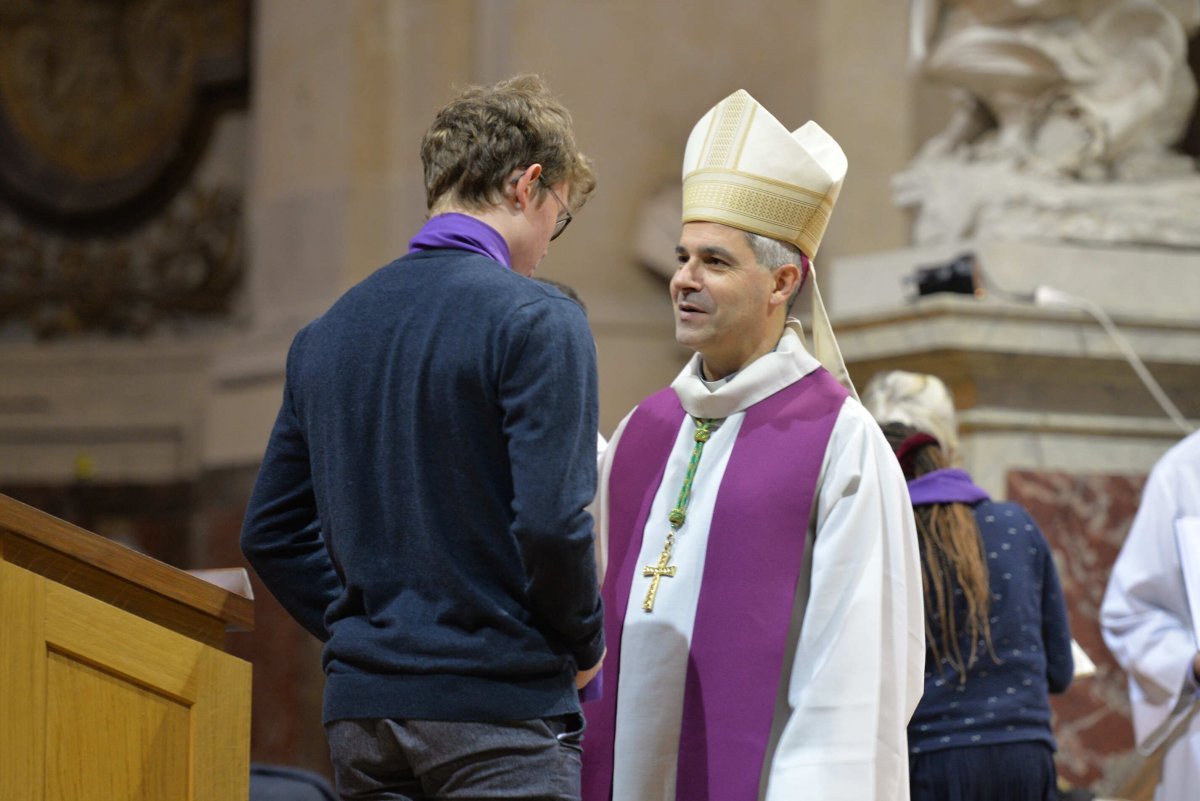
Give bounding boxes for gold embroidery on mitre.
[700,92,755,170]
[682,170,834,256]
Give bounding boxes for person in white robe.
[579,89,925,801]
[1101,429,1200,801]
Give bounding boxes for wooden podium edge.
[0,493,254,633]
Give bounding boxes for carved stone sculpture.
[897,0,1200,247]
[0,188,243,339]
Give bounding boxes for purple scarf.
[407,213,511,267]
[907,468,990,506]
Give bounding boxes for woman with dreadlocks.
[881,421,1074,801]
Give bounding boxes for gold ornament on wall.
[0,0,248,338]
[0,0,247,223]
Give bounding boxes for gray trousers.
[325,714,585,801]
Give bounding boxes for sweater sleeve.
[240,334,343,641]
[499,298,605,670]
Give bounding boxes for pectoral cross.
[639,417,716,613]
[642,546,677,612]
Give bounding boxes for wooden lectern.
[0,493,254,801]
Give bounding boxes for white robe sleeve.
[765,400,925,801]
[1100,458,1199,754]
[593,410,634,586]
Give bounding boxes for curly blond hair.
[421,74,596,214]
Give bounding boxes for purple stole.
[582,367,848,801]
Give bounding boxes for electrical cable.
[1032,285,1194,435]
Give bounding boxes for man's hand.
[576,647,606,689]
[1193,652,1200,684]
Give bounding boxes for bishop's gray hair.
[744,231,804,310]
[743,231,803,270]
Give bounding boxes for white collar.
[671,320,821,419]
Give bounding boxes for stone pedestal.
[828,240,1200,794]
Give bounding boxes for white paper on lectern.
[1071,639,1097,679]
[1174,516,1200,647]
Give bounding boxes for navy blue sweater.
[909,500,1074,754]
[241,248,605,723]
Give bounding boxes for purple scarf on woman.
[907,467,990,506]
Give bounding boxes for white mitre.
[681,89,857,398]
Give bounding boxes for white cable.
[1034,285,1194,435]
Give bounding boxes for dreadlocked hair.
[882,421,997,684]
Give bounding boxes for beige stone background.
[245,0,941,438]
[4,1,1199,795]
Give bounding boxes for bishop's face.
[670,222,779,380]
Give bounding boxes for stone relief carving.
[897,0,1200,247]
[0,187,242,339]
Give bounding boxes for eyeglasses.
[539,177,572,241]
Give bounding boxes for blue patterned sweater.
[909,499,1074,754]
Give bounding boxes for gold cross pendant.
[642,548,677,612]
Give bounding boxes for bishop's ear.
[770,262,802,307]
